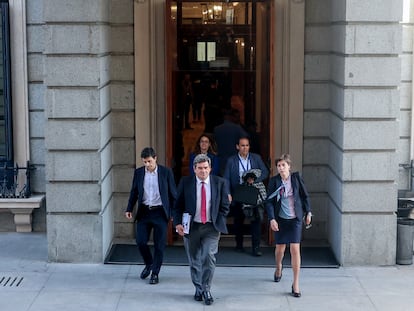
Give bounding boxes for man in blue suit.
[223,136,269,256]
[173,154,230,305]
[125,147,177,284]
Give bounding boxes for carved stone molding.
[273,0,305,170]
[9,0,30,166]
[134,0,167,163]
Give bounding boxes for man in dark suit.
[173,154,230,305]
[125,147,177,284]
[223,136,269,256]
[213,108,247,175]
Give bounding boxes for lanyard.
[238,154,250,172]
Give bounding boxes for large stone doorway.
[131,0,310,262]
[165,1,272,249]
[166,0,272,181]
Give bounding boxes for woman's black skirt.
[273,217,302,244]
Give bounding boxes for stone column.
[399,0,414,190]
[329,0,402,265]
[44,0,135,262]
[44,0,109,262]
[304,0,332,243]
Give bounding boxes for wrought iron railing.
[0,161,34,198]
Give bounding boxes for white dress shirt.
[143,166,162,206]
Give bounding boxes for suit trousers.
[135,208,168,275]
[184,222,220,294]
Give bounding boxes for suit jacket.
[214,120,247,160]
[173,175,230,234]
[126,165,177,221]
[223,152,269,194]
[265,172,311,221]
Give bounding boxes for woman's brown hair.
[193,133,218,155]
[275,153,292,167]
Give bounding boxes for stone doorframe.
[134,0,167,164]
[272,0,305,174]
[133,0,305,170]
[10,0,30,168]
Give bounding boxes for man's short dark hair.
[238,136,250,144]
[141,147,157,159]
[193,154,211,169]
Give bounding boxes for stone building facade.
[1,0,412,265]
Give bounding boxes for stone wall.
[303,0,332,245]
[103,0,136,248]
[21,0,409,264]
[26,0,46,231]
[39,0,135,262]
[399,0,414,189]
[304,0,402,265]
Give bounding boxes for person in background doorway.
[173,116,185,184]
[223,136,269,256]
[203,79,222,133]
[181,73,194,130]
[238,169,267,235]
[173,154,230,305]
[214,108,247,175]
[244,119,261,154]
[265,153,312,298]
[125,147,177,285]
[188,133,220,176]
[192,78,203,123]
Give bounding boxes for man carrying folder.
[173,154,230,305]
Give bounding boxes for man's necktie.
[201,182,207,224]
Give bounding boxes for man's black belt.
[142,204,163,210]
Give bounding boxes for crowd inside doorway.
[171,71,269,255]
[174,72,263,180]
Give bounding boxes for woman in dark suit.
[266,154,312,298]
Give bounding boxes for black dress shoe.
[291,286,301,298]
[140,265,151,279]
[194,292,203,301]
[149,274,159,284]
[202,291,214,305]
[234,247,245,253]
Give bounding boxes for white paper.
[182,213,191,234]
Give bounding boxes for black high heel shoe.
[291,286,301,298]
[274,268,282,282]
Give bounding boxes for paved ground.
[1,232,414,311]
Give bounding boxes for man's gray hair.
[193,154,211,169]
